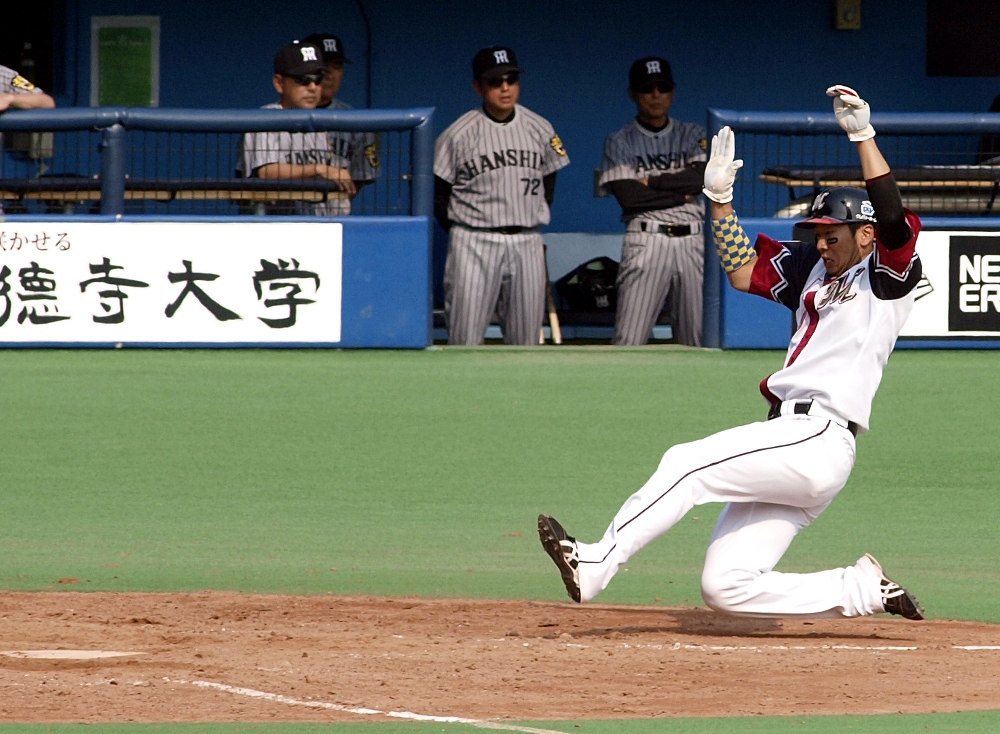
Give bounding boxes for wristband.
[712,213,754,273]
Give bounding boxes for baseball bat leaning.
[541,245,562,345]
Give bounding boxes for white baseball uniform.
[239,102,377,215]
[600,119,707,346]
[434,103,569,344]
[576,210,923,618]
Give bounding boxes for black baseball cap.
[274,41,326,76]
[302,33,352,64]
[472,46,522,80]
[629,57,675,91]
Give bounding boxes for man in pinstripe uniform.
[238,41,365,215]
[434,46,570,345]
[0,64,55,112]
[302,32,380,198]
[600,58,707,346]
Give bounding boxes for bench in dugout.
[761,164,1000,217]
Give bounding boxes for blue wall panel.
[720,219,795,349]
[340,217,430,348]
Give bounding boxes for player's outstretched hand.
[827,85,876,142]
[702,126,744,204]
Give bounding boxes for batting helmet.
[798,186,877,228]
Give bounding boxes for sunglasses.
[483,72,520,88]
[635,81,673,95]
[290,73,325,86]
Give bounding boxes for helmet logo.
[811,191,829,213]
[860,200,875,220]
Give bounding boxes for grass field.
[1,347,998,732]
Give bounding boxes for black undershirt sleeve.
[434,175,453,230]
[866,172,910,250]
[543,172,556,207]
[606,179,688,218]
[646,162,706,196]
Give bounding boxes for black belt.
[466,225,536,235]
[638,221,694,236]
[767,400,858,437]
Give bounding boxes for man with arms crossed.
[539,86,925,621]
[600,57,707,346]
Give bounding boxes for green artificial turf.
[0,348,997,622]
[4,711,1000,732]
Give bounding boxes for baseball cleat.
[863,553,925,621]
[537,514,581,603]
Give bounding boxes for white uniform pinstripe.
[435,104,569,345]
[239,101,377,215]
[600,119,707,346]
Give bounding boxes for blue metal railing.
[0,106,434,219]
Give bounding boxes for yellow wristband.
[712,213,754,273]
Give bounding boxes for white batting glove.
[702,126,744,204]
[827,85,876,142]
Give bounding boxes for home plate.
[1,650,147,660]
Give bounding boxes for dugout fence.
[704,109,1000,349]
[0,107,433,218]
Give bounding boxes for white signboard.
[901,230,1000,339]
[0,222,342,344]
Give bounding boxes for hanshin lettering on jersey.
[600,118,707,224]
[239,101,378,215]
[434,103,569,229]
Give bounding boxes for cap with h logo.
[274,41,326,76]
[472,46,523,80]
[302,33,352,64]
[628,57,674,91]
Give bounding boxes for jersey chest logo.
[634,152,687,173]
[815,266,865,309]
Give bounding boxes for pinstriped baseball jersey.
[434,104,570,228]
[750,210,923,432]
[599,118,707,223]
[239,102,377,215]
[324,97,379,185]
[0,64,44,95]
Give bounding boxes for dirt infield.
[2,591,1000,723]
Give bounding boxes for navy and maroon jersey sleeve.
[870,209,922,300]
[747,234,822,310]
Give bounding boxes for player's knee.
[700,566,756,613]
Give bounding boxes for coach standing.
[434,46,570,345]
[600,58,707,346]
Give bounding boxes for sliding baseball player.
[539,85,925,620]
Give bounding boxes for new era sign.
[949,235,1000,332]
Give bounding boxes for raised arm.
[703,126,757,292]
[827,84,910,249]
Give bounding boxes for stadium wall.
[53,0,1000,235]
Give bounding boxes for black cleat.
[864,553,925,621]
[538,514,581,603]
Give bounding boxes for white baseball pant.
[444,225,546,345]
[577,415,886,618]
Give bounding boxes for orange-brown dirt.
[2,591,1000,722]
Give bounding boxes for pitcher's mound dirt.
[2,591,999,722]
